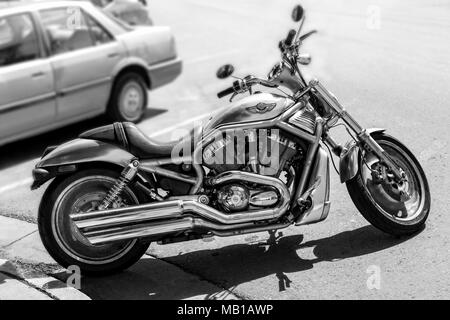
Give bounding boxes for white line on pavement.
[185,49,241,65]
[0,177,33,195]
[149,112,212,138]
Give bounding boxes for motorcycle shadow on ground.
[52,224,422,300]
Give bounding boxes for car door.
[38,6,124,121]
[0,12,56,144]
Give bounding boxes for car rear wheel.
[107,72,147,123]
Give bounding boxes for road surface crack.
[4,230,38,248]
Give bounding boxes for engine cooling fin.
[288,108,317,134]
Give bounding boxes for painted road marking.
[184,49,241,65]
[149,111,212,138]
[0,178,33,195]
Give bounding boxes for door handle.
[31,71,45,78]
[107,52,119,58]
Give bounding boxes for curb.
[0,215,91,300]
[0,258,90,300]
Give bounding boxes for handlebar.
[217,77,278,99]
[217,14,317,100]
[217,86,235,98]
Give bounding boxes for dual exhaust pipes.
[70,171,291,245]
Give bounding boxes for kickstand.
[267,230,283,245]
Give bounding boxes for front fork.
[310,80,406,183]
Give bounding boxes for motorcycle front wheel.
[346,133,430,236]
[38,169,150,276]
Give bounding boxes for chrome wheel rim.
[51,176,138,264]
[119,81,144,121]
[360,140,426,223]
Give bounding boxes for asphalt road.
[0,0,449,299]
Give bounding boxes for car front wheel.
[107,72,147,123]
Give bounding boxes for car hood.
[117,26,177,65]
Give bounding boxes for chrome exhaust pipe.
[85,216,291,245]
[71,171,291,244]
[71,200,185,230]
[85,218,194,245]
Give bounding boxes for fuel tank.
[204,93,294,131]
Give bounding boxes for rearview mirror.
[292,5,304,22]
[216,64,235,79]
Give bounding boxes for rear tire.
[346,133,430,236]
[38,169,150,276]
[107,72,147,123]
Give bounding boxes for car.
[0,0,181,147]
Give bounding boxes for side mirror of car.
[216,64,235,79]
[292,5,304,22]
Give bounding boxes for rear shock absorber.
[98,160,140,210]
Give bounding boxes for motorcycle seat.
[80,122,198,158]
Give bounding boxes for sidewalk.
[0,215,238,300]
[0,215,90,300]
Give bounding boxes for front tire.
[346,133,430,236]
[38,169,150,276]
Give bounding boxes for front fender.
[31,138,135,189]
[339,128,385,183]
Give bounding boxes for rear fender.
[31,138,135,189]
[339,128,385,183]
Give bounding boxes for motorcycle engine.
[205,129,302,213]
[216,183,279,213]
[217,184,249,212]
[203,129,301,177]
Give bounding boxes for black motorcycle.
[32,4,430,275]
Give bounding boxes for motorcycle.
[32,4,430,275]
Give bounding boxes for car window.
[0,13,40,67]
[39,7,95,55]
[84,12,113,44]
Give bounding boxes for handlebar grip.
[217,86,235,98]
[285,29,296,46]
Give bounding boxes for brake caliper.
[371,162,411,202]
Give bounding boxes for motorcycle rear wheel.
[346,133,430,236]
[38,169,150,276]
